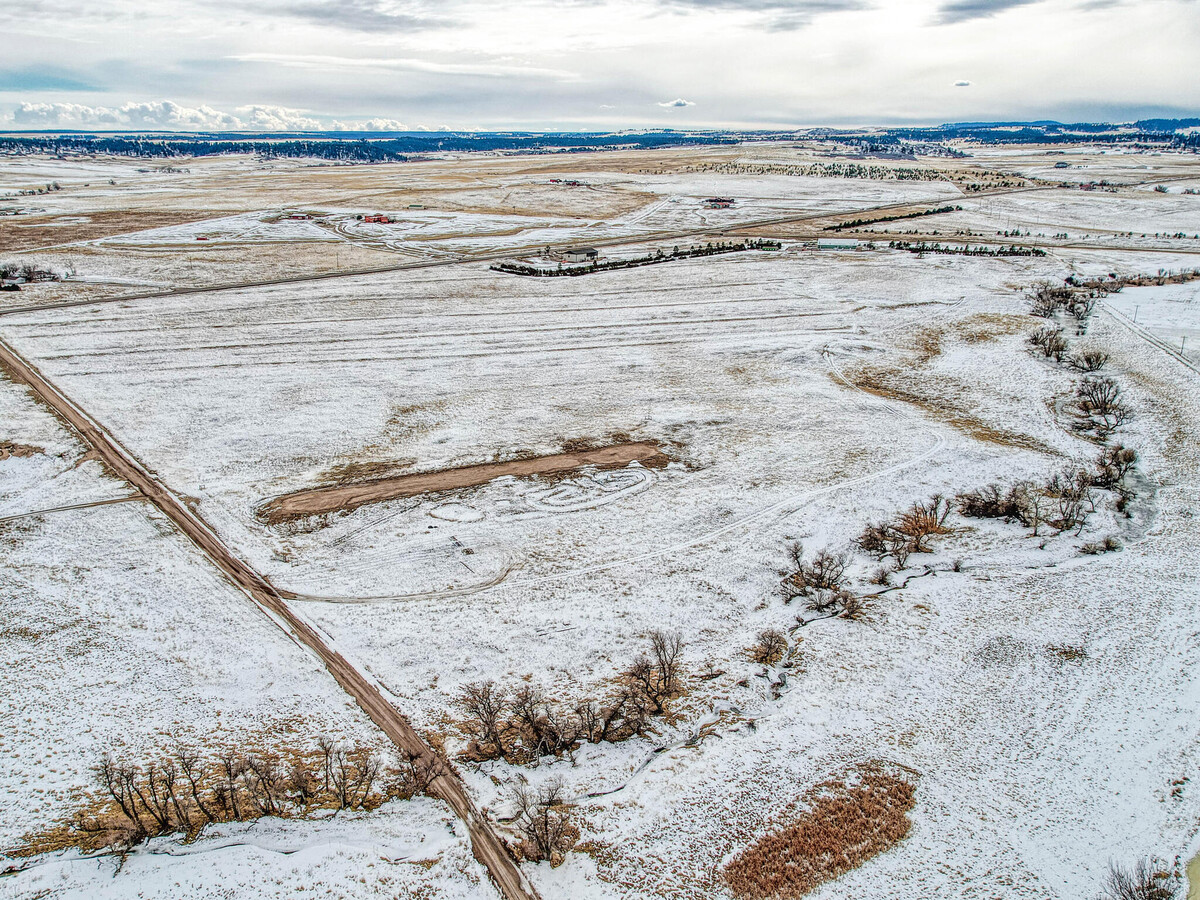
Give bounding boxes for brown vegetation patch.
[0,210,223,252]
[723,761,918,899]
[0,440,42,460]
[846,368,1055,453]
[261,440,669,523]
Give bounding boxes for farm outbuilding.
[564,247,598,263]
[817,238,860,251]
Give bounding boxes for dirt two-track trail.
[0,338,542,900]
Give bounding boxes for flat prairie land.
[2,142,1199,900]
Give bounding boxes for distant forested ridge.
[0,131,737,161]
[0,120,1196,161]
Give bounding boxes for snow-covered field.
[2,144,1199,900]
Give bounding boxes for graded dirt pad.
[261,441,670,524]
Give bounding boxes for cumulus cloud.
[1,100,444,131]
[934,0,1042,24]
[7,100,326,131]
[658,98,695,108]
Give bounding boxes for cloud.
[954,80,972,86]
[231,53,577,81]
[272,0,453,32]
[658,98,695,108]
[7,100,323,130]
[0,67,101,92]
[933,0,1042,24]
[658,0,871,30]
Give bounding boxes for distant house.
[287,213,313,220]
[704,197,735,208]
[817,238,860,251]
[363,214,391,224]
[564,247,598,263]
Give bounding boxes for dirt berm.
[260,441,669,523]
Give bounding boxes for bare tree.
[511,780,579,866]
[457,681,510,760]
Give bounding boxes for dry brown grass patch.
[846,368,1055,453]
[0,440,42,460]
[723,760,917,899]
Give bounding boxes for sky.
[0,0,1197,131]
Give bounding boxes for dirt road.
[0,337,541,900]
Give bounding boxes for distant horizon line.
[3,117,1200,139]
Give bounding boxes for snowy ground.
[1,144,1199,899]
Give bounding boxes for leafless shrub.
[894,495,953,552]
[1074,376,1132,436]
[456,680,509,760]
[749,629,788,665]
[1027,282,1074,317]
[627,629,685,715]
[838,593,872,620]
[1071,348,1110,372]
[1101,858,1181,900]
[1044,469,1095,535]
[957,483,1024,521]
[1095,444,1138,488]
[511,779,579,867]
[1080,535,1121,555]
[1029,325,1069,361]
[780,543,848,602]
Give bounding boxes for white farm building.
[817,238,860,251]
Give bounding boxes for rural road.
[0,338,542,900]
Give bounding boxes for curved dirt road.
[0,338,540,900]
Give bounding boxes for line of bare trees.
[74,737,439,851]
[456,631,685,766]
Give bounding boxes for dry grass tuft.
[723,760,917,899]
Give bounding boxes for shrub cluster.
[0,262,62,283]
[457,631,685,765]
[888,240,1047,257]
[956,451,1134,536]
[855,495,953,567]
[492,241,776,278]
